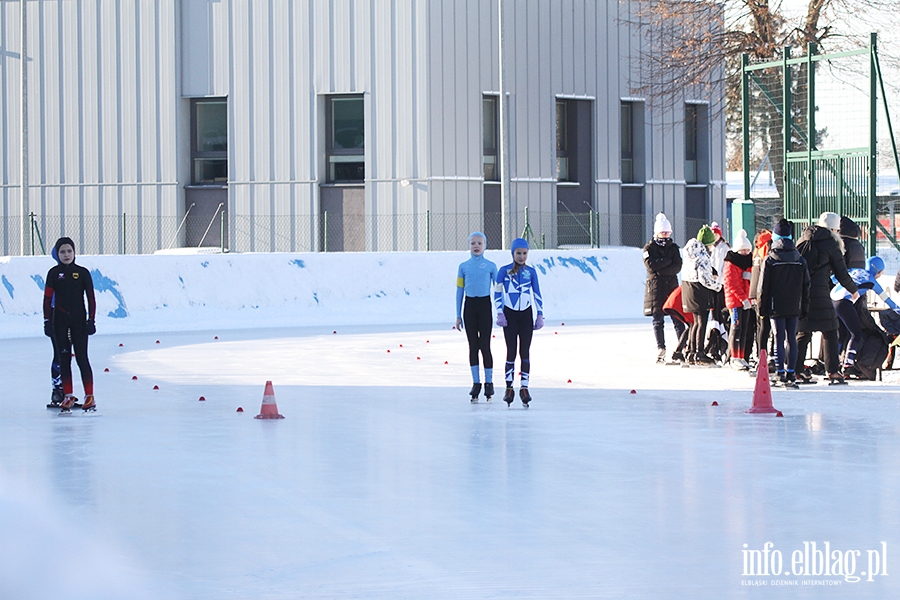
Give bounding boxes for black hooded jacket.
[796,225,858,332]
[643,237,682,314]
[757,238,810,318]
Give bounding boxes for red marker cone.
[255,380,285,419]
[746,349,779,414]
[236,406,243,412]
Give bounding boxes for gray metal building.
[0,0,725,255]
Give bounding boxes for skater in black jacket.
[643,213,684,363]
[757,220,810,386]
[794,213,859,384]
[43,237,97,413]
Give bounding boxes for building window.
[556,100,571,181]
[191,99,228,185]
[483,96,499,181]
[621,102,634,184]
[685,104,699,184]
[327,95,365,183]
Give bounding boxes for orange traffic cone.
[746,349,779,414]
[254,380,285,419]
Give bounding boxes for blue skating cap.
[510,237,529,254]
[867,256,885,274]
[468,231,486,244]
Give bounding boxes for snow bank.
[0,248,645,339]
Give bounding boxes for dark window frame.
[483,95,499,182]
[685,104,699,184]
[190,98,228,186]
[621,102,635,184]
[556,99,575,182]
[326,95,365,184]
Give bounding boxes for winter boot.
[519,387,531,407]
[82,395,96,412]
[656,348,667,364]
[503,387,515,406]
[483,382,494,401]
[469,383,482,402]
[59,394,78,414]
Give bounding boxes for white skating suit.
[494,263,544,315]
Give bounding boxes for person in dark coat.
[839,216,867,270]
[794,212,859,384]
[643,213,685,363]
[757,219,810,385]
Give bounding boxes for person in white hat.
[643,213,685,363]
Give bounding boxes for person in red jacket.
[43,237,97,413]
[662,285,694,363]
[723,229,755,370]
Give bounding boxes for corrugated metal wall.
[0,0,179,255]
[0,0,725,255]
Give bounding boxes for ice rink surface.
[3,320,900,599]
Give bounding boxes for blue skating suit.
[456,254,498,320]
[494,263,544,315]
[831,269,900,312]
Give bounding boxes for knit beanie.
[818,212,840,231]
[839,216,861,238]
[710,222,723,237]
[510,237,529,255]
[54,236,76,257]
[698,225,715,246]
[653,213,672,236]
[733,229,752,252]
[772,219,792,240]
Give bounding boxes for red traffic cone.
[746,350,779,414]
[254,380,285,419]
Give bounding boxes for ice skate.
[469,383,482,403]
[82,395,97,412]
[656,348,666,364]
[483,382,494,402]
[784,372,799,389]
[59,394,78,414]
[670,350,685,364]
[730,358,749,371]
[519,387,531,407]
[48,387,65,408]
[503,387,515,406]
[827,373,848,386]
[795,369,817,384]
[842,362,862,380]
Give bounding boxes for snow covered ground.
[2,249,900,598]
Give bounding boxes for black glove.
[43,319,53,337]
[85,319,96,336]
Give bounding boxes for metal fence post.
[426,209,431,252]
[122,212,126,255]
[323,210,328,253]
[221,208,227,253]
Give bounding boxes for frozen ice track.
[2,321,900,599]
